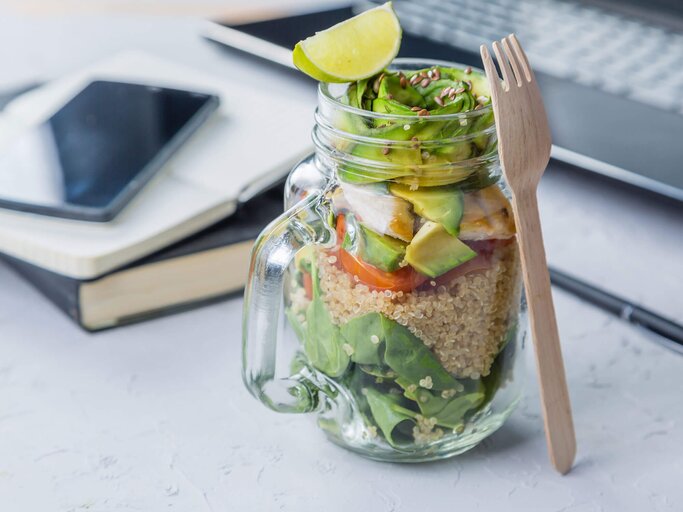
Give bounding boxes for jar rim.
[317,58,493,122]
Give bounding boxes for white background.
[1,1,682,510]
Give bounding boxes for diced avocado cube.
[404,221,477,278]
[342,214,407,272]
[388,184,464,236]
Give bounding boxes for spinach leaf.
[481,324,518,405]
[359,365,397,379]
[302,261,349,378]
[364,387,416,447]
[383,320,459,391]
[433,392,485,429]
[339,313,386,365]
[341,312,458,390]
[304,298,349,377]
[399,379,485,429]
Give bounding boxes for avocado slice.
[376,73,426,110]
[394,166,474,188]
[404,221,477,278]
[388,184,464,236]
[440,67,491,98]
[342,214,407,272]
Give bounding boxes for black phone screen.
[0,80,219,221]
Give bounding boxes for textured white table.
[1,4,682,511]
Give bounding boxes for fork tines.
[481,34,534,91]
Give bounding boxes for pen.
[549,266,683,354]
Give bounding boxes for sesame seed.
[382,147,390,155]
[342,343,354,356]
[327,255,337,264]
[465,66,472,74]
[420,78,431,88]
[455,87,465,94]
[400,75,407,88]
[430,280,437,286]
[418,109,430,116]
[421,151,430,159]
[477,96,488,104]
[370,335,380,345]
[410,106,422,112]
[403,124,411,130]
[434,95,444,107]
[433,68,441,80]
[409,74,420,85]
[411,136,419,141]
[427,69,434,79]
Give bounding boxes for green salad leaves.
[289,262,504,447]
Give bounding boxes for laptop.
[202,0,683,203]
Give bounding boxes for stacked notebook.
[0,52,310,330]
[3,183,284,331]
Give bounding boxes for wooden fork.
[480,35,576,474]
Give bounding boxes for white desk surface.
[1,3,682,511]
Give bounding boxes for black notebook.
[2,183,285,331]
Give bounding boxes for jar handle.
[242,190,333,413]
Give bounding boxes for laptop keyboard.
[366,0,683,114]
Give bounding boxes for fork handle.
[512,190,576,474]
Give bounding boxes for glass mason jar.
[243,59,527,462]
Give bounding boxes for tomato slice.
[302,271,313,300]
[335,214,347,244]
[338,247,428,292]
[335,214,428,293]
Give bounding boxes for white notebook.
[0,51,313,279]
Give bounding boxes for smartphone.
[0,80,219,222]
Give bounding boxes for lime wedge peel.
[293,2,402,83]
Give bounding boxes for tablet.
[0,80,219,221]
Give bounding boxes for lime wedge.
[293,2,402,83]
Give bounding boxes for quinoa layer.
[316,243,521,379]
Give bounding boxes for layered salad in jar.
[285,4,523,450]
